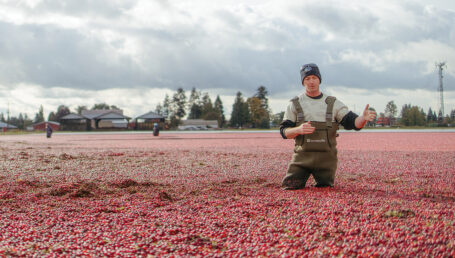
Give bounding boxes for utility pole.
[436,62,446,116]
[7,101,10,125]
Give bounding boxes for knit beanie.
[300,63,321,83]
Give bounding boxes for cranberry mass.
[1,132,454,256]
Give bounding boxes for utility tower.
[436,62,446,116]
[7,101,10,124]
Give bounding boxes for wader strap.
[291,97,304,125]
[291,96,305,146]
[325,96,336,128]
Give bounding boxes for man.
[280,63,376,189]
[46,123,53,138]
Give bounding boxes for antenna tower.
[436,62,446,116]
[7,101,10,124]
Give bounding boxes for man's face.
[303,75,320,95]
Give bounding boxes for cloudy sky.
[1,0,455,120]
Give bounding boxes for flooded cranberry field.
[1,132,454,256]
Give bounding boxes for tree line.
[2,93,455,130]
[153,86,274,129]
[0,86,276,129]
[366,100,455,127]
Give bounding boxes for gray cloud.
[0,22,147,89]
[0,0,454,102]
[22,0,136,19]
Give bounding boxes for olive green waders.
[282,96,339,189]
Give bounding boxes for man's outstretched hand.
[355,104,377,129]
[362,104,377,122]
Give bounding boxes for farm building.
[178,119,219,130]
[60,109,131,131]
[59,113,90,131]
[376,116,396,127]
[0,121,18,131]
[32,121,60,131]
[90,111,130,129]
[134,111,166,130]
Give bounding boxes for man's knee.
[281,176,307,190]
[281,166,310,190]
[313,169,336,187]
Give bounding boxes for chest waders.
[282,96,339,189]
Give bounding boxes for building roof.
[61,110,129,120]
[0,121,18,129]
[32,121,61,126]
[96,111,131,120]
[81,109,123,119]
[60,113,86,120]
[135,111,165,120]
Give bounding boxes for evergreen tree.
[77,105,88,115]
[162,94,170,118]
[11,113,32,129]
[173,88,187,119]
[419,108,426,126]
[201,93,220,121]
[9,116,19,128]
[427,107,434,123]
[18,113,25,129]
[214,95,226,127]
[34,105,45,123]
[55,105,71,122]
[230,91,249,128]
[155,103,163,116]
[188,104,203,119]
[438,110,443,124]
[187,88,202,119]
[169,88,186,128]
[201,93,215,119]
[48,112,57,122]
[255,86,269,110]
[0,112,5,122]
[23,113,33,129]
[252,86,271,128]
[187,88,200,108]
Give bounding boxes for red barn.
[32,121,60,131]
[376,117,391,127]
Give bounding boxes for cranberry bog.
[1,131,454,256]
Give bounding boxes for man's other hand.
[298,121,315,135]
[284,121,315,139]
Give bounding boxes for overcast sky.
[1,0,455,120]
